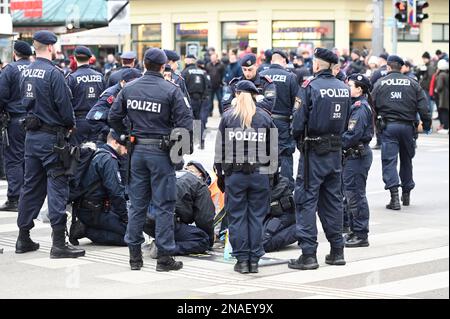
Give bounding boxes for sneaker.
[437,129,448,135]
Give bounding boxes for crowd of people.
[0,30,447,273]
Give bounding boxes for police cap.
[109,129,127,146]
[121,51,136,60]
[387,54,405,66]
[74,46,92,58]
[347,73,372,92]
[314,47,338,64]
[144,48,167,65]
[121,68,142,82]
[235,80,259,94]
[163,49,180,62]
[32,30,57,45]
[240,54,257,67]
[14,40,32,56]
[272,49,289,64]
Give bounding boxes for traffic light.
[395,1,408,23]
[416,1,429,23]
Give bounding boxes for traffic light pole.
[392,0,398,54]
[372,0,384,56]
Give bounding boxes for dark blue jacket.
[172,71,191,103]
[81,144,127,219]
[224,61,243,84]
[0,59,30,114]
[342,96,374,149]
[86,83,122,122]
[292,69,351,139]
[108,71,193,138]
[66,64,105,114]
[20,57,75,128]
[260,64,299,116]
[370,64,388,86]
[106,66,141,88]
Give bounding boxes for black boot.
[156,255,183,272]
[249,262,259,273]
[401,191,410,206]
[15,229,40,253]
[69,220,86,246]
[386,188,401,210]
[345,235,369,248]
[129,245,143,270]
[50,226,85,259]
[288,254,319,270]
[325,247,346,265]
[0,198,19,211]
[233,261,250,274]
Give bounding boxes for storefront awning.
[59,27,124,46]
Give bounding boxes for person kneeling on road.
[143,161,215,257]
[69,130,128,246]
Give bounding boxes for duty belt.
[271,114,292,122]
[224,162,260,175]
[135,137,163,145]
[38,123,68,135]
[386,118,415,126]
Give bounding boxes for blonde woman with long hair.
[214,80,277,274]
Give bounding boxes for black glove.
[217,174,225,193]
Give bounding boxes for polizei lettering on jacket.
[228,130,266,142]
[319,88,350,98]
[127,99,161,113]
[22,68,46,79]
[76,74,103,84]
[380,78,411,86]
[266,74,287,82]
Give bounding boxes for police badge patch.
[294,97,302,110]
[348,119,357,130]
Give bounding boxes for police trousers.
[125,144,177,256]
[263,213,297,252]
[77,208,126,246]
[381,123,416,192]
[18,131,69,230]
[342,146,372,239]
[3,114,26,200]
[294,150,344,255]
[225,171,270,262]
[273,118,295,191]
[191,98,208,143]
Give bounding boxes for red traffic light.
[395,1,406,10]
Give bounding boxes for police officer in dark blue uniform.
[0,41,32,211]
[370,53,389,150]
[86,69,141,146]
[214,80,277,274]
[16,30,85,258]
[222,54,277,113]
[106,51,141,88]
[289,48,351,270]
[181,55,209,149]
[163,49,191,102]
[261,50,300,190]
[372,55,431,210]
[342,74,374,248]
[69,130,128,246]
[109,48,193,271]
[66,46,105,145]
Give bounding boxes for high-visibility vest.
[208,172,225,215]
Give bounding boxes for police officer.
[163,49,191,102]
[105,51,141,88]
[222,54,277,114]
[342,74,374,247]
[109,48,193,271]
[261,50,300,190]
[214,80,277,274]
[86,68,141,146]
[16,31,85,258]
[181,55,209,149]
[0,41,32,211]
[144,161,215,257]
[372,55,431,210]
[289,48,351,270]
[370,53,389,150]
[66,46,105,145]
[69,130,128,246]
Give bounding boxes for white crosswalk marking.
[0,221,48,233]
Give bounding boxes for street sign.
[410,26,420,35]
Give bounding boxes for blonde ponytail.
[232,92,256,128]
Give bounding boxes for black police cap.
[32,30,57,45]
[109,129,127,146]
[314,47,338,64]
[240,54,257,67]
[121,68,142,82]
[272,49,289,63]
[74,46,92,58]
[235,80,259,94]
[387,54,405,66]
[14,40,32,56]
[144,48,167,65]
[347,73,372,91]
[163,49,180,62]
[121,51,136,60]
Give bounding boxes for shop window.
[350,21,372,50]
[131,24,162,61]
[272,21,335,53]
[222,21,258,52]
[432,23,449,42]
[175,22,208,61]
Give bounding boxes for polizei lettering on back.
[266,74,287,82]
[228,130,267,142]
[76,74,103,84]
[127,99,162,113]
[319,88,350,98]
[381,78,411,86]
[22,68,46,79]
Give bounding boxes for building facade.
[129,0,449,62]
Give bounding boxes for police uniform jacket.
[370,65,388,86]
[106,66,141,88]
[86,83,121,122]
[0,59,30,114]
[342,96,374,149]
[181,64,208,100]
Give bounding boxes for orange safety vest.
[208,172,225,215]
